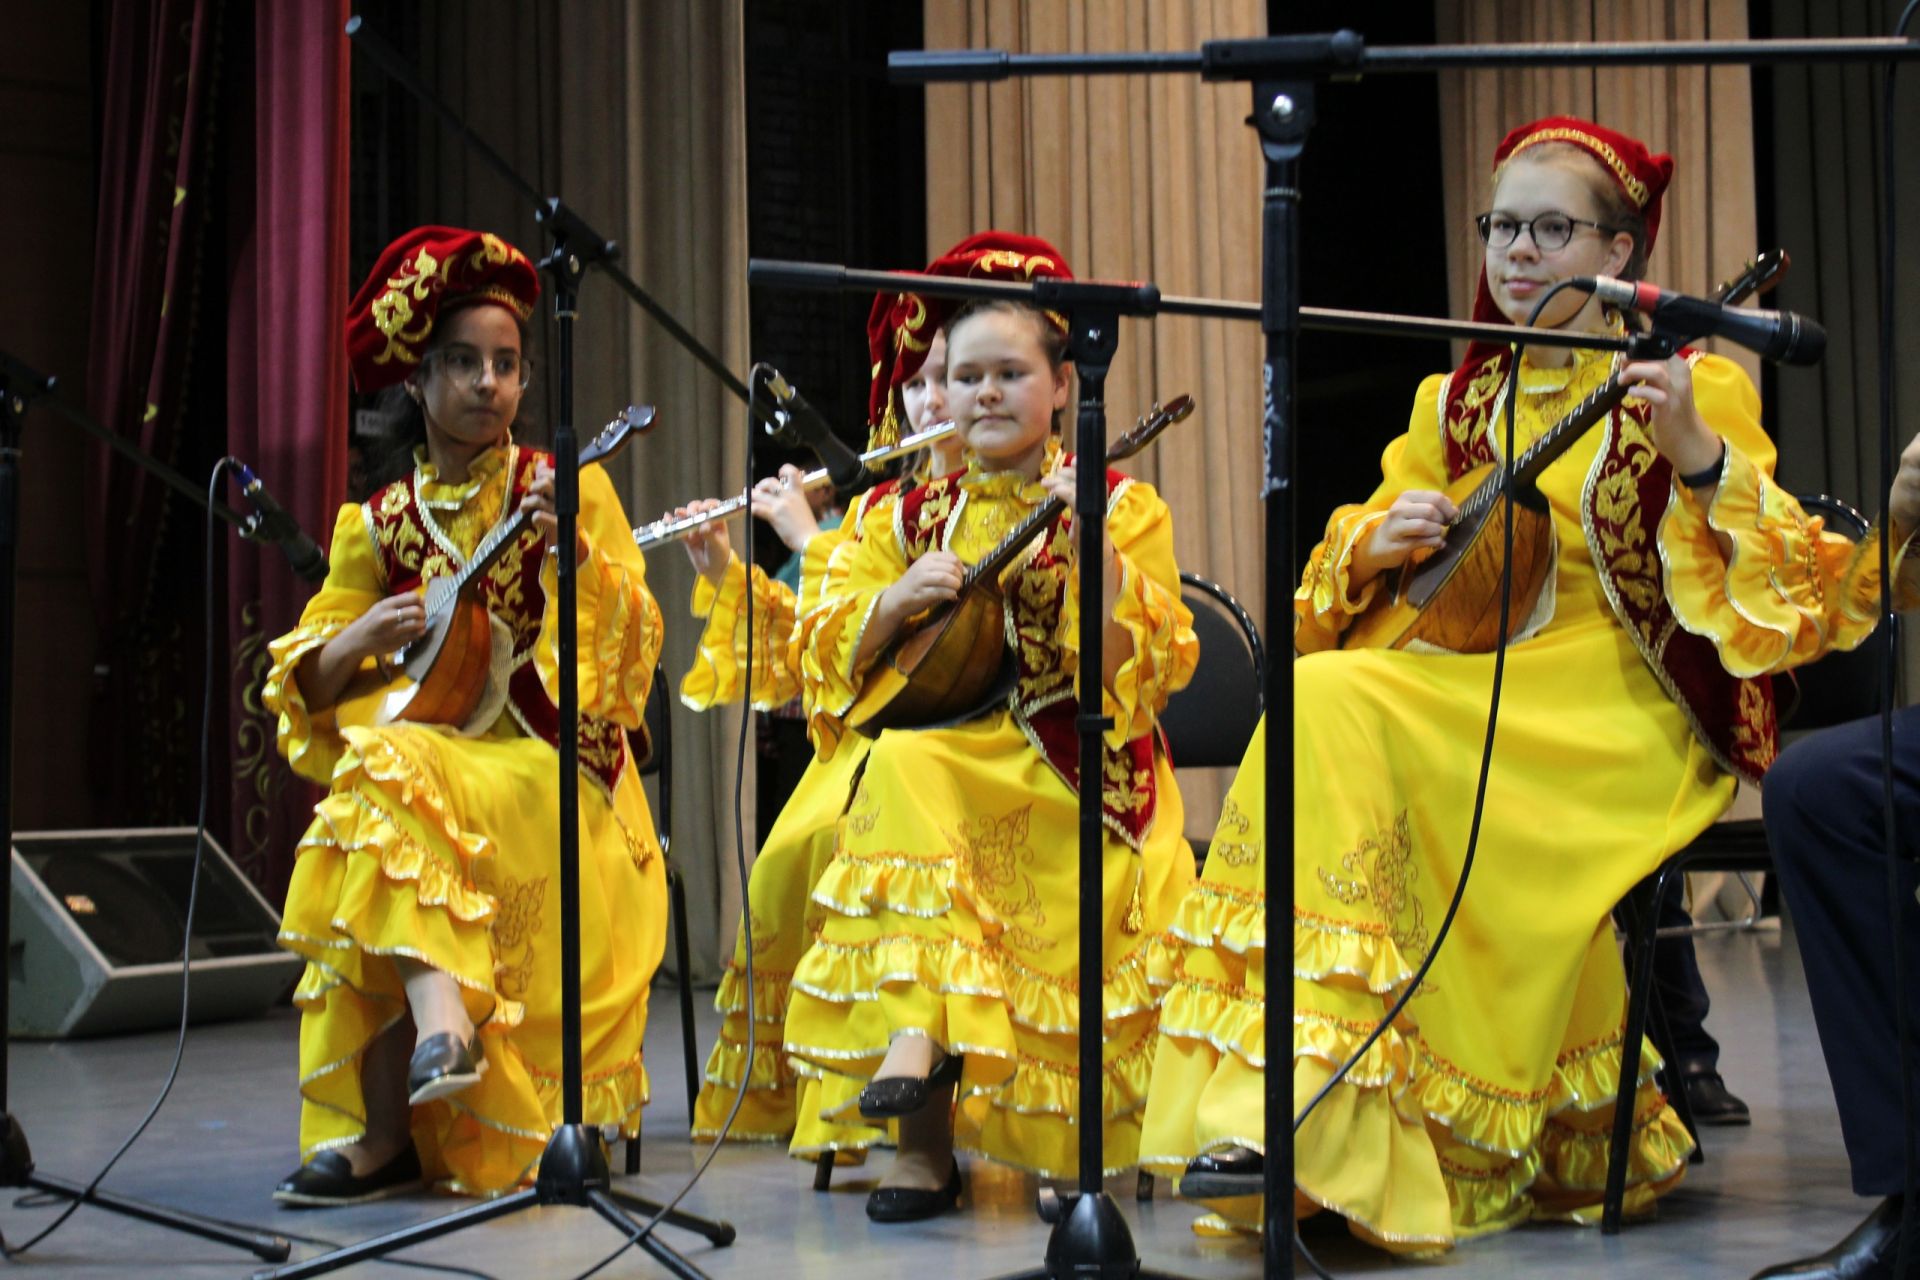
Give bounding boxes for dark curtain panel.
[224,0,352,897]
[1758,0,1920,685]
[83,0,224,830]
[83,0,353,894]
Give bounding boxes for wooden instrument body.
[847,584,1011,736]
[386,580,496,726]
[843,395,1195,739]
[1340,466,1556,653]
[378,405,654,730]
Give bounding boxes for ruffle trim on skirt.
[711,960,793,1026]
[790,929,1160,1038]
[1167,879,1266,957]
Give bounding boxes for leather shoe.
[1180,1146,1264,1200]
[407,1030,486,1106]
[1751,1197,1909,1278]
[857,1051,962,1121]
[272,1146,421,1207]
[1682,1069,1751,1127]
[866,1159,963,1222]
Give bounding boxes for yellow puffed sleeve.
[1294,372,1453,654]
[1055,478,1198,745]
[535,463,662,729]
[262,503,386,783]
[676,552,801,712]
[1658,354,1895,676]
[794,506,912,760]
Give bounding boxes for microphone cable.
[1292,285,1574,1278]
[566,365,776,1280]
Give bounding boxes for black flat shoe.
[866,1159,963,1223]
[857,1051,962,1121]
[1751,1197,1908,1278]
[272,1147,422,1207]
[1683,1070,1751,1127]
[407,1030,487,1106]
[1180,1146,1264,1200]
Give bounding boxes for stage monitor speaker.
[9,827,302,1038]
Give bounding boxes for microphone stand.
[745,259,1627,1280]
[256,17,744,1280]
[890,25,1920,1280]
[0,352,290,1263]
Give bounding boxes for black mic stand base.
[252,1124,733,1280]
[0,1113,292,1262]
[982,1187,1193,1280]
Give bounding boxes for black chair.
[625,661,701,1176]
[1601,493,1891,1231]
[1135,571,1264,1201]
[1160,572,1266,865]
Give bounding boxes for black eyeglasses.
[1476,211,1622,252]
[425,346,532,389]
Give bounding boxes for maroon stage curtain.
[84,0,351,899]
[83,0,222,833]
[224,0,352,899]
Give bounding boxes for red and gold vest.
[894,461,1160,848]
[362,446,630,794]
[1439,350,1777,784]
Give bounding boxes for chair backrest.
[1158,572,1263,770]
[1776,493,1896,732]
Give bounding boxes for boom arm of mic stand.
[345,14,778,431]
[0,354,249,530]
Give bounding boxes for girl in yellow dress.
[783,233,1199,1221]
[1272,115,1852,1254]
[265,226,665,1204]
[672,293,964,1163]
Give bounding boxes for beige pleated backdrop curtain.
[923,0,1266,834]
[417,0,751,979]
[1434,0,1760,383]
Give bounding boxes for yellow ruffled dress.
[1138,716,1267,1235]
[266,444,667,1196]
[782,458,1199,1176]
[1275,347,1861,1253]
[683,487,898,1161]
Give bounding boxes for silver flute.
[633,421,958,550]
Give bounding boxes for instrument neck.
[452,507,533,596]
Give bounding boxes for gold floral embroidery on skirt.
[488,873,548,1000]
[947,804,1052,953]
[1212,795,1259,867]
[1316,810,1432,972]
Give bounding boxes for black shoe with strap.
[866,1159,963,1223]
[857,1052,962,1121]
[273,1146,423,1208]
[1750,1197,1911,1279]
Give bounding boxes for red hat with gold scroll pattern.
[864,230,1073,450]
[1467,117,1674,362]
[346,226,541,394]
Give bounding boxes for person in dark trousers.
[1749,429,1920,1280]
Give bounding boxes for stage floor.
[0,921,1878,1279]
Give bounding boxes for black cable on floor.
[567,366,776,1280]
[1292,284,1569,1276]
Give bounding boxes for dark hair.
[357,313,534,496]
[941,299,1073,433]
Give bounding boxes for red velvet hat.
[1467,117,1675,362]
[865,231,1073,449]
[347,226,541,393]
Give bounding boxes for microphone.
[762,368,866,493]
[236,463,329,582]
[1572,275,1826,366]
